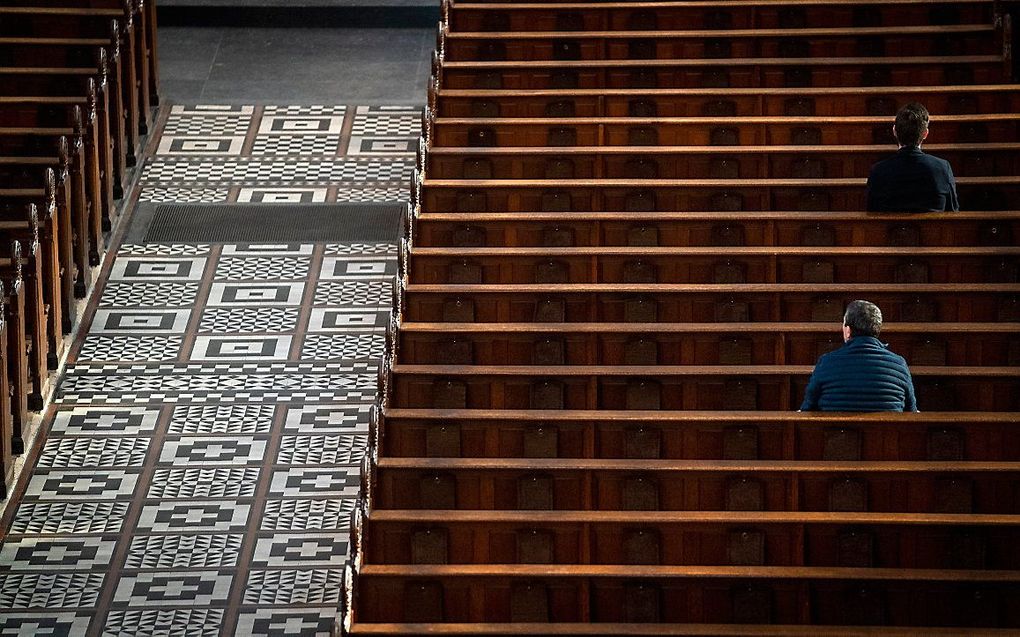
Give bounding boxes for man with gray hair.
[800,300,918,412]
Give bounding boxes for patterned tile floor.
[0,104,413,636]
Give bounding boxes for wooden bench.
[378,409,1020,462]
[0,242,31,457]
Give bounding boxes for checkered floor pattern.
[141,104,419,204]
[0,105,399,637]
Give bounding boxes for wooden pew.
[432,84,1020,118]
[0,3,154,137]
[0,307,9,499]
[378,409,1020,461]
[0,242,31,456]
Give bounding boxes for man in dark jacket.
[800,300,918,412]
[866,102,959,212]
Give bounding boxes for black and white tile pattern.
[0,104,401,634]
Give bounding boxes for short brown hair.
[844,300,883,338]
[894,103,929,147]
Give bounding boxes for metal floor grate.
[142,203,404,243]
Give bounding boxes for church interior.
[0,0,1018,635]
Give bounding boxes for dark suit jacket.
[866,146,959,212]
[800,336,918,412]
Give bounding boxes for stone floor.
[0,103,415,636]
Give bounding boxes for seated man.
[800,300,917,412]
[866,102,959,212]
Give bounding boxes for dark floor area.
[159,27,433,103]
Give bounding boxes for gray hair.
[844,300,883,337]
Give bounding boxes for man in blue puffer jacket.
[800,300,918,412]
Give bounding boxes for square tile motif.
[109,258,207,282]
[23,470,139,501]
[207,282,305,307]
[99,282,200,308]
[111,571,233,607]
[90,309,191,334]
[307,308,389,332]
[319,257,396,280]
[237,187,328,203]
[258,116,344,135]
[159,436,267,465]
[234,608,336,637]
[136,501,252,533]
[346,136,417,156]
[251,533,349,568]
[190,335,293,361]
[163,115,252,136]
[263,105,346,116]
[0,613,93,636]
[0,537,118,571]
[221,243,314,257]
[267,467,360,497]
[50,407,161,436]
[156,136,246,156]
[283,404,372,435]
[171,104,254,116]
[313,281,390,307]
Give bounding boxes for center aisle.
[0,103,417,636]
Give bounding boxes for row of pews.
[339,0,1020,634]
[0,0,160,497]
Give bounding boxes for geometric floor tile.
[207,282,305,307]
[99,282,201,308]
[158,437,267,465]
[23,470,139,501]
[111,571,233,607]
[116,244,213,257]
[199,307,299,333]
[167,404,277,435]
[267,467,360,497]
[251,135,340,156]
[77,335,184,362]
[307,308,390,333]
[0,613,93,636]
[258,116,344,135]
[324,243,397,256]
[233,607,336,637]
[0,537,119,571]
[157,136,246,156]
[90,309,191,334]
[36,437,150,468]
[346,135,416,156]
[138,187,231,204]
[242,569,344,605]
[124,534,244,569]
[260,499,355,532]
[108,258,207,282]
[101,608,224,637]
[236,187,329,204]
[50,407,161,436]
[312,280,390,306]
[250,533,349,567]
[214,257,310,281]
[190,335,293,361]
[164,114,252,136]
[0,572,105,608]
[351,111,418,136]
[220,244,315,258]
[147,467,262,499]
[335,186,405,202]
[282,404,372,435]
[263,105,346,116]
[8,502,130,535]
[277,435,367,465]
[301,333,384,360]
[319,256,397,281]
[135,501,253,533]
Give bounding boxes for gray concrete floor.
[159,26,433,103]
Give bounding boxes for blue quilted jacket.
[800,336,918,412]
